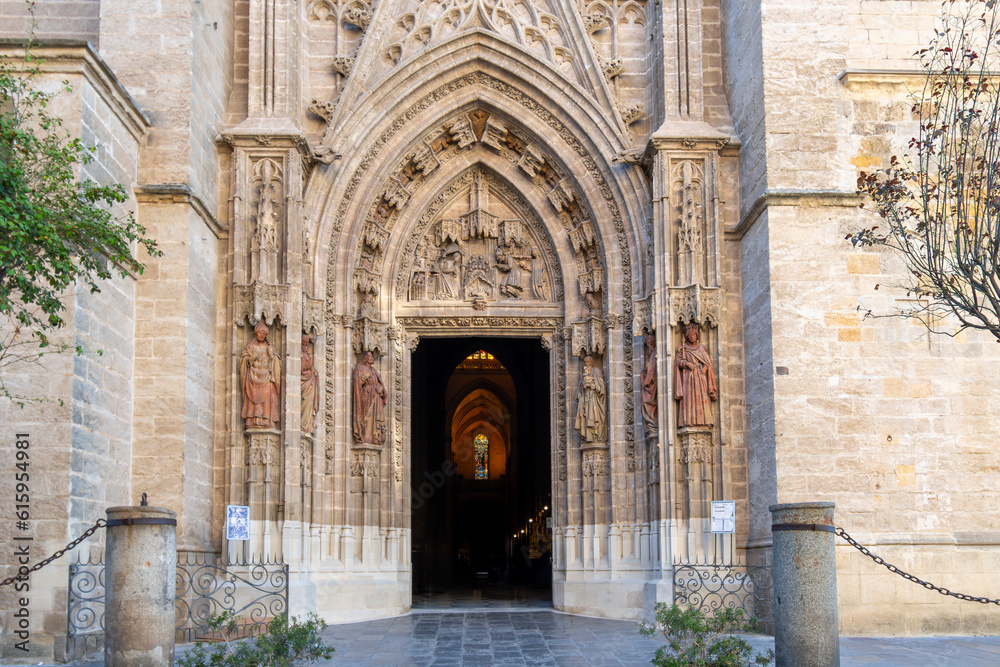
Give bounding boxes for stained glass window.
[474,434,489,479]
[456,350,505,370]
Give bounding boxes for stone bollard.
[105,501,177,667]
[770,502,839,667]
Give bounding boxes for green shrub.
[178,611,334,667]
[638,603,773,667]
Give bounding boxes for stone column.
[770,502,839,667]
[104,504,177,667]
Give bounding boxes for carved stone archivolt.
[324,73,636,466]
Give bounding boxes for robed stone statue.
[640,332,657,428]
[674,323,717,428]
[353,350,388,446]
[301,334,319,433]
[575,355,607,443]
[240,320,281,429]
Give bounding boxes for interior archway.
[411,337,551,606]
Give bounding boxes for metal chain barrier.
[0,518,106,587]
[836,526,1000,606]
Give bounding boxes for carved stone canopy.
[669,284,720,328]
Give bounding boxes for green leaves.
[639,603,773,667]
[177,612,335,667]
[0,30,159,398]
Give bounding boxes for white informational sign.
[711,501,736,534]
[226,505,250,541]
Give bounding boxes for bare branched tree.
[852,0,1000,341]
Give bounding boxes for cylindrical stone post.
[104,504,177,667]
[770,502,839,667]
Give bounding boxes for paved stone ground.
[20,611,1000,666]
[317,610,1000,667]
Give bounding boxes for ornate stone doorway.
[410,337,552,604]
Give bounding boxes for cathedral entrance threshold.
[413,584,552,611]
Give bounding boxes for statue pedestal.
[676,427,714,562]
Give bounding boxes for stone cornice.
[0,39,150,142]
[730,189,863,240]
[135,183,227,239]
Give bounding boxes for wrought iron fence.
[66,553,106,659]
[66,552,288,660]
[673,561,774,630]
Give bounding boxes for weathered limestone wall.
[721,0,772,548]
[720,0,766,212]
[0,45,145,662]
[756,0,1000,635]
[0,0,100,46]
[96,0,231,549]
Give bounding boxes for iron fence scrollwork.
[67,552,288,660]
[673,561,774,630]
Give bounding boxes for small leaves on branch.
[852,0,1000,341]
[0,19,160,398]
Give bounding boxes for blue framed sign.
[226,505,250,541]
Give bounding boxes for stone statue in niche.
[240,320,281,429]
[674,323,717,428]
[582,292,602,319]
[437,243,463,299]
[640,332,657,428]
[255,185,279,253]
[530,249,546,300]
[410,239,432,300]
[353,350,388,446]
[358,292,380,320]
[575,355,607,444]
[301,334,319,433]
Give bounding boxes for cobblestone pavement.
[19,610,1000,666]
[315,610,1000,667]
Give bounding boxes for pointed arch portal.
[224,0,735,625]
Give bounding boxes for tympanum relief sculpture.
[406,171,552,309]
[240,320,282,430]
